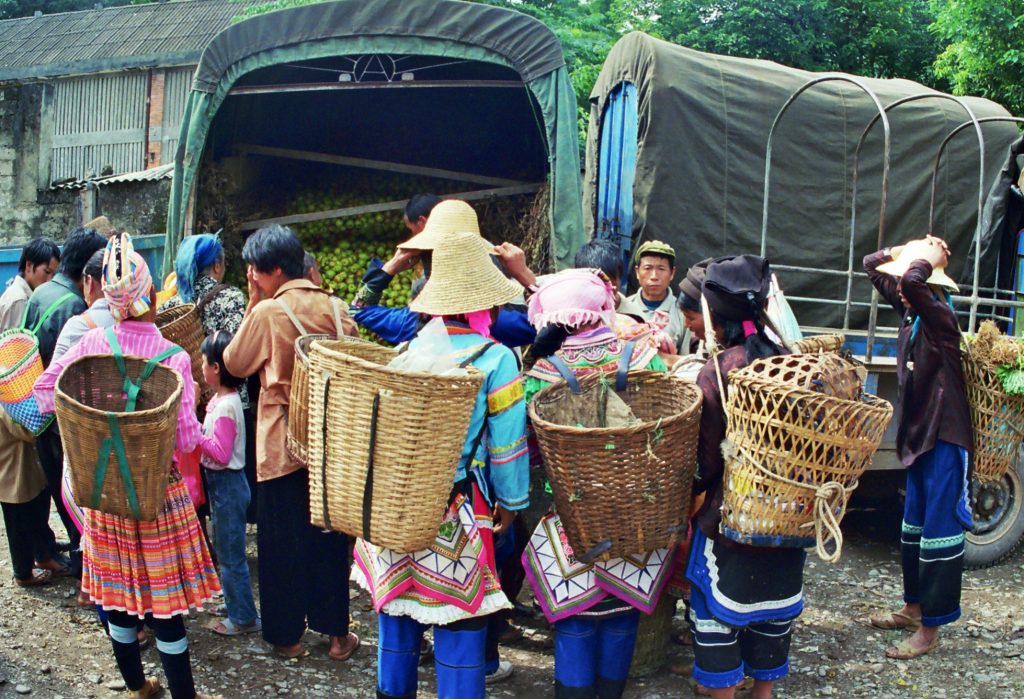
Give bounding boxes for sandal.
[886,636,939,659]
[77,590,95,609]
[35,556,73,578]
[14,570,52,588]
[128,677,163,699]
[274,644,309,660]
[211,618,261,636]
[328,632,360,661]
[870,611,921,631]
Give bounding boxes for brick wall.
[147,69,165,168]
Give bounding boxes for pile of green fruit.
[290,189,420,343]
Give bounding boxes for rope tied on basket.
[94,327,182,519]
[732,441,851,563]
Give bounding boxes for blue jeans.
[206,468,258,625]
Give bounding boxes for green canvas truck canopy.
[585,32,1021,328]
[166,0,584,274]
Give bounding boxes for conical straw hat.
[399,199,493,254]
[410,229,522,316]
[876,240,959,292]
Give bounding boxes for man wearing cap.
[625,240,685,350]
[864,236,971,661]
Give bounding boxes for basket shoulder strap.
[104,326,183,412]
[545,354,581,394]
[457,341,495,368]
[79,311,98,330]
[330,296,344,336]
[615,339,638,392]
[27,291,77,334]
[274,297,308,335]
[195,283,230,315]
[92,413,142,519]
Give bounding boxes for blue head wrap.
[175,233,223,303]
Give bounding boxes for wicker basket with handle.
[286,333,334,466]
[719,353,892,561]
[155,303,206,409]
[962,352,1024,483]
[55,330,183,521]
[529,371,702,562]
[306,337,485,552]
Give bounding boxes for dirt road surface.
[1,505,1022,698]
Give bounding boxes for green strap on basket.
[93,414,142,519]
[21,291,77,335]
[87,327,183,517]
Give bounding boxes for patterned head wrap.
[103,233,153,321]
[527,268,616,331]
[175,232,223,303]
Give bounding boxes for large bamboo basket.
[0,328,53,435]
[54,354,182,521]
[793,333,845,355]
[529,371,702,562]
[155,304,207,410]
[963,352,1024,483]
[628,594,675,678]
[306,337,484,552]
[286,333,334,466]
[720,353,892,560]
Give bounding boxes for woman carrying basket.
[34,233,221,699]
[520,268,673,699]
[864,237,971,660]
[686,256,803,699]
[352,226,530,699]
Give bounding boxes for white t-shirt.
[201,392,246,471]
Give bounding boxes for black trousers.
[257,469,350,646]
[35,425,79,548]
[1,489,56,579]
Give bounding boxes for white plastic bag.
[766,273,803,345]
[387,317,467,376]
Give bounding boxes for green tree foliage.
[932,0,1024,116]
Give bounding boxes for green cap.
[634,239,676,264]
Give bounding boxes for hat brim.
[409,272,521,316]
[399,229,495,254]
[877,259,959,293]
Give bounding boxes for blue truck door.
[595,82,638,285]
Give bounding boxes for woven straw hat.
[399,199,493,254]
[877,240,959,292]
[410,229,522,316]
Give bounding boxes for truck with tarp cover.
[585,31,1024,568]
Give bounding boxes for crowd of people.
[0,197,971,699]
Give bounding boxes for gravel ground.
[1,500,1022,698]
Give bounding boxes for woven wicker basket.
[793,333,845,355]
[0,328,53,435]
[720,353,892,559]
[306,337,485,552]
[628,594,675,678]
[54,353,183,521]
[155,304,206,408]
[963,352,1024,483]
[286,333,334,466]
[529,371,702,562]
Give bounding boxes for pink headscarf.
[102,232,153,321]
[527,268,617,331]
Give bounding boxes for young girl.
[199,331,260,636]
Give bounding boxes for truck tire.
[965,457,1024,570]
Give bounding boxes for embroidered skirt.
[352,485,510,626]
[685,529,805,628]
[522,513,677,623]
[81,472,220,619]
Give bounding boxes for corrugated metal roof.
[53,162,174,190]
[0,0,240,82]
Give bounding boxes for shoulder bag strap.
[274,297,307,335]
[194,283,230,315]
[615,339,638,392]
[329,296,344,337]
[25,291,77,335]
[79,311,97,330]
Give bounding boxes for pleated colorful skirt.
[81,471,221,619]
